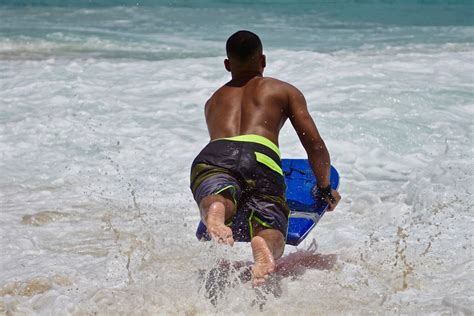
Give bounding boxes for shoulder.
[260,77,305,101]
[205,85,226,108]
[261,77,302,94]
[260,76,288,87]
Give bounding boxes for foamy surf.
[1,0,473,314]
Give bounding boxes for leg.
[199,191,236,246]
[251,226,285,287]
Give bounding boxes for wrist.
[315,184,336,203]
[317,184,332,196]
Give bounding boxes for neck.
[230,70,262,82]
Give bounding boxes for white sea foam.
[1,20,473,316]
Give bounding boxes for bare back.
[205,76,289,146]
[205,75,331,187]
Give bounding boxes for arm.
[204,99,212,138]
[287,86,331,188]
[286,85,341,210]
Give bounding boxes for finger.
[326,199,335,211]
[328,197,339,211]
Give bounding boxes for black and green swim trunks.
[190,134,290,242]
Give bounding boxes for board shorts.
[190,134,290,242]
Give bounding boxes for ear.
[224,59,231,72]
[261,54,266,69]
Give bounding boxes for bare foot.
[205,201,234,245]
[251,236,275,287]
[207,223,234,246]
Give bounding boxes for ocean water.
[0,0,473,314]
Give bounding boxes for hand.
[313,185,341,211]
[325,189,341,211]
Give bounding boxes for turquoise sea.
[1,1,473,314]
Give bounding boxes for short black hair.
[226,30,262,61]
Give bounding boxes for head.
[224,30,266,75]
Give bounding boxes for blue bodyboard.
[195,159,340,246]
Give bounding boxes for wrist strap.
[318,184,332,197]
[315,184,336,203]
